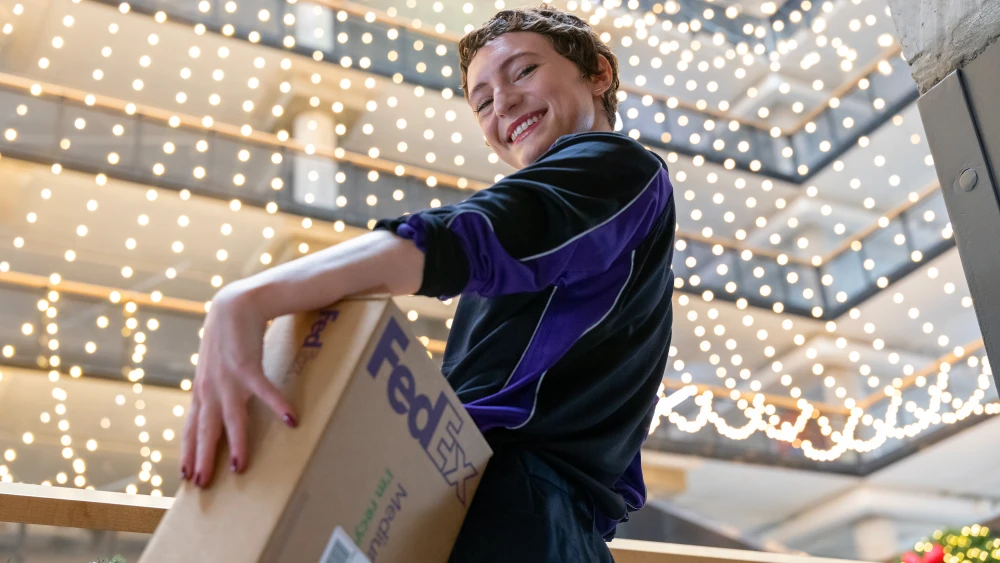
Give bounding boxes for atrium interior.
[0,0,997,561]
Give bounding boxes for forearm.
[222,230,425,320]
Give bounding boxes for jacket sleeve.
[375,132,672,299]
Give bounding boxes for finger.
[180,401,200,482]
[221,392,248,474]
[243,368,298,428]
[193,402,224,488]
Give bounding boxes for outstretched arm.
[181,230,425,489]
[236,229,424,319]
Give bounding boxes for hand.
[180,285,298,488]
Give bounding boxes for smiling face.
[466,32,613,169]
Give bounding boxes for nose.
[493,85,522,118]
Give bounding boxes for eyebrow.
[468,51,537,103]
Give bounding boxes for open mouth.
[509,110,547,145]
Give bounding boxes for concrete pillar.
[292,111,338,208]
[852,517,900,562]
[294,2,334,53]
[887,0,1000,93]
[896,0,1000,388]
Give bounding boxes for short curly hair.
[458,4,620,128]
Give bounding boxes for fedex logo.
[366,317,480,506]
[302,309,339,348]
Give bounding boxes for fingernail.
[283,413,298,428]
[230,458,239,473]
[194,473,202,487]
[180,467,188,481]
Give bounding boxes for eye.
[518,64,538,79]
[476,99,492,113]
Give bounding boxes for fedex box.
[141,297,492,563]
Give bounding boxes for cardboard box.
[141,297,492,563]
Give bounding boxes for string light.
[0,0,991,494]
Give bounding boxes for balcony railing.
[675,183,956,319]
[5,266,989,476]
[88,0,919,184]
[0,78,954,319]
[632,0,825,54]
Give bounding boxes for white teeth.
[511,115,540,142]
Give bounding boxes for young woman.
[181,5,676,561]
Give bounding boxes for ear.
[591,54,614,97]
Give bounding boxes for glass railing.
[820,191,953,313]
[0,279,450,389]
[91,0,919,184]
[631,0,824,53]
[2,247,989,476]
[673,187,956,319]
[632,0,773,51]
[0,86,471,228]
[0,83,954,320]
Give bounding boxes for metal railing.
[633,0,825,54]
[90,0,919,183]
[673,184,955,319]
[6,255,987,475]
[0,80,955,319]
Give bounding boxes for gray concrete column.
[852,517,900,562]
[903,3,1000,389]
[292,111,338,208]
[294,2,334,53]
[887,0,1000,92]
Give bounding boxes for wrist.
[212,280,271,325]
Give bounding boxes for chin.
[514,136,556,168]
[514,151,540,169]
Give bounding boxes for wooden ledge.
[0,484,867,562]
[608,539,872,563]
[0,482,171,534]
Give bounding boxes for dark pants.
[448,447,615,563]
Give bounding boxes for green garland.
[901,526,1000,563]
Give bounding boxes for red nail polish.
[283,413,298,428]
[181,467,188,480]
[230,458,238,473]
[194,473,202,487]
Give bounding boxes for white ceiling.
[808,104,938,213]
[653,452,860,532]
[0,158,287,301]
[0,158,453,380]
[869,414,1000,501]
[0,0,288,128]
[835,248,981,355]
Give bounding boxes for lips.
[506,110,547,145]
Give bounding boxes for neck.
[590,114,614,133]
[591,121,614,133]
